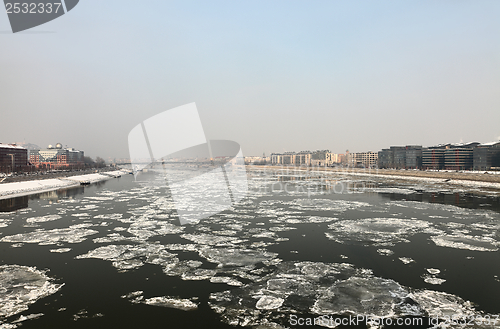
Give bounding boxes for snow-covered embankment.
[0,170,129,200]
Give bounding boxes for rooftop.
[479,141,500,147]
[0,143,26,150]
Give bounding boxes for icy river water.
[1,168,500,329]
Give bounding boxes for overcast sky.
[1,1,499,159]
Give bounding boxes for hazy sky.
[1,1,499,159]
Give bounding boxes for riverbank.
[0,168,121,184]
[0,170,131,200]
[253,165,500,190]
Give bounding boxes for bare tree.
[95,157,106,168]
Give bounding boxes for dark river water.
[1,168,499,329]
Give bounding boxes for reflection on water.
[379,191,500,212]
[0,196,28,212]
[271,172,500,211]
[0,186,86,212]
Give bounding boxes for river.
[0,168,499,328]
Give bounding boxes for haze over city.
[1,1,499,159]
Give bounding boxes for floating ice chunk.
[122,291,198,311]
[142,296,198,310]
[127,229,158,240]
[71,213,90,217]
[426,268,441,275]
[431,235,499,252]
[269,226,297,232]
[164,244,199,252]
[0,218,12,228]
[76,243,177,271]
[181,233,246,246]
[78,204,99,211]
[252,231,278,239]
[162,259,218,281]
[26,215,61,224]
[326,218,438,246]
[398,257,415,264]
[411,290,476,319]
[210,276,243,286]
[377,249,394,256]
[184,260,203,268]
[121,291,143,299]
[11,313,43,324]
[0,265,63,320]
[49,248,72,253]
[422,275,446,285]
[212,230,239,237]
[92,234,140,244]
[312,276,412,317]
[255,296,284,310]
[181,269,217,281]
[209,261,437,327]
[1,227,99,245]
[298,262,345,278]
[155,223,184,235]
[72,309,88,321]
[76,244,133,261]
[209,255,490,326]
[94,213,123,220]
[199,248,278,267]
[112,259,144,270]
[250,241,276,248]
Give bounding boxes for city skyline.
[3,135,500,163]
[1,1,499,158]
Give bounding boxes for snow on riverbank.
[0,171,130,200]
[328,170,500,190]
[259,166,500,192]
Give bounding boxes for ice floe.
[0,226,99,245]
[422,275,446,285]
[11,313,44,324]
[326,218,441,246]
[427,268,441,275]
[76,243,178,271]
[49,248,72,253]
[199,248,279,267]
[210,276,243,286]
[377,249,394,256]
[0,218,12,228]
[411,290,476,319]
[26,215,61,224]
[255,296,284,310]
[142,296,198,310]
[0,265,63,320]
[121,291,198,311]
[430,234,499,252]
[209,261,489,328]
[399,257,415,264]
